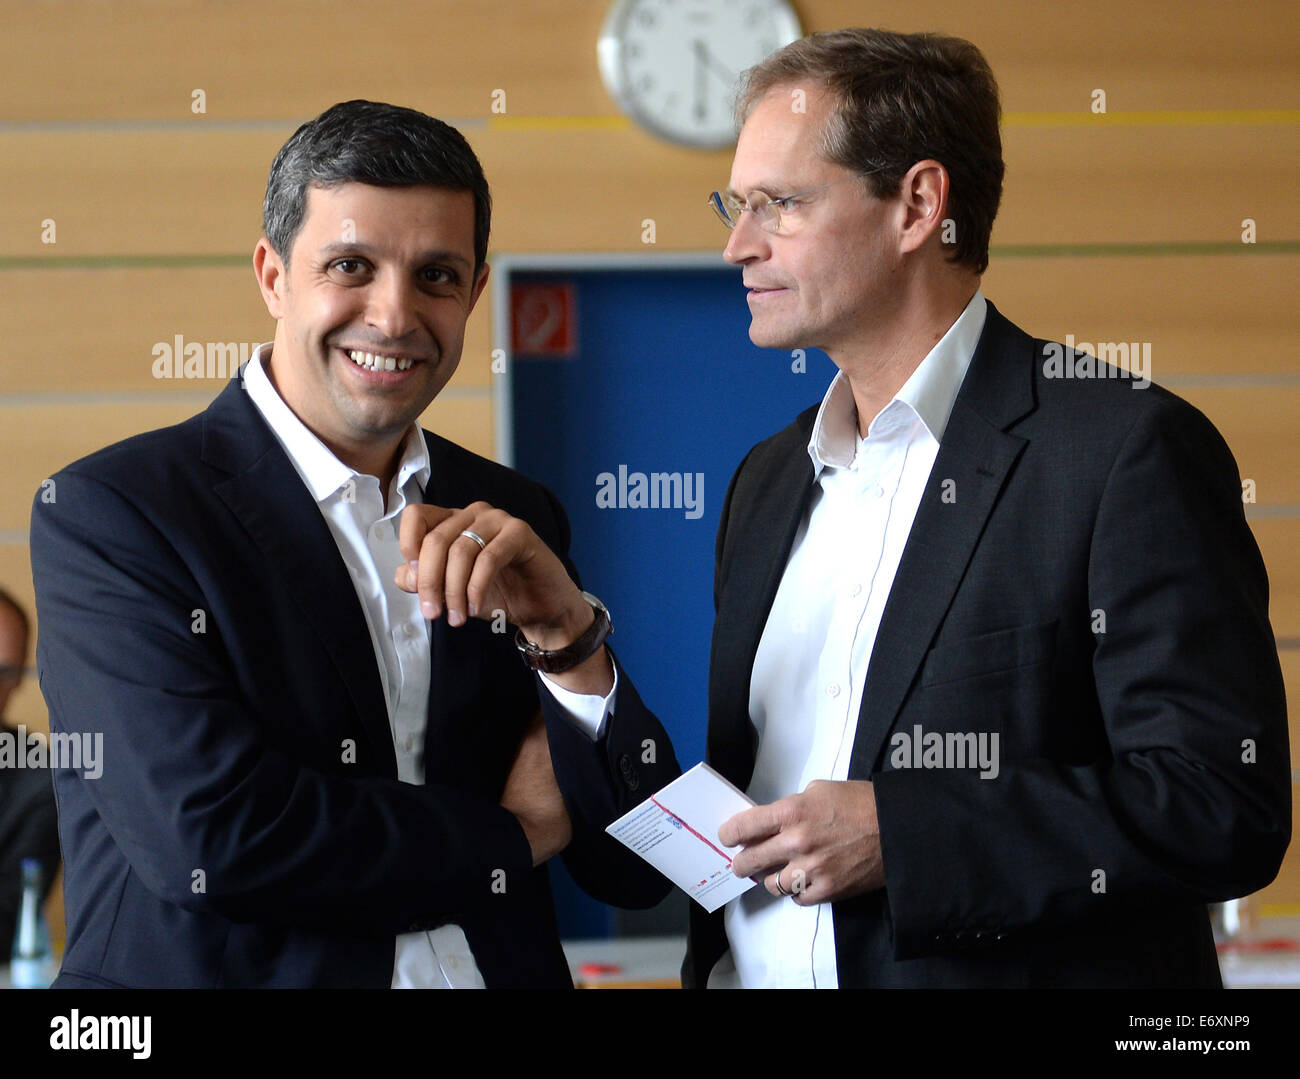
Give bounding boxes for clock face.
[598,0,803,149]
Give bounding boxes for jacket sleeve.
[527,486,682,909]
[873,398,1292,958]
[31,468,534,935]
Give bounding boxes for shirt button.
[872,484,885,498]
[849,583,862,598]
[827,683,841,698]
[372,522,389,540]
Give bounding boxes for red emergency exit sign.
[511,283,577,357]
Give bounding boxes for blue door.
[508,263,837,937]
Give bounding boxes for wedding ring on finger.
[458,529,487,551]
[775,873,791,897]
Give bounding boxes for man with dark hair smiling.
[32,100,678,988]
[687,29,1289,988]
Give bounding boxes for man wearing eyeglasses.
[684,28,1290,988]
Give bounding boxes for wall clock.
[598,0,803,149]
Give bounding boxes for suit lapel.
[709,422,816,790]
[202,379,397,775]
[848,303,1037,775]
[417,433,475,767]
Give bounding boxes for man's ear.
[252,237,287,319]
[467,262,491,315]
[897,159,950,257]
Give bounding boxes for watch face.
[599,0,803,149]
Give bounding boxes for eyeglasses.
[707,176,857,234]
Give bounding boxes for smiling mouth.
[344,348,421,372]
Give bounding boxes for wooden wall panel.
[982,256,1299,374]
[2,2,1294,121]
[0,131,277,256]
[0,268,268,393]
[996,125,1299,245]
[0,401,205,530]
[4,124,1296,256]
[417,392,495,460]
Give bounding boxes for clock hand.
[693,39,708,121]
[696,40,736,86]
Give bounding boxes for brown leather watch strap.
[514,593,613,674]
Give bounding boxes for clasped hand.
[393,501,597,866]
[393,501,588,646]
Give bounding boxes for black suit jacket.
[685,302,1290,988]
[31,376,679,988]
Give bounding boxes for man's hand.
[395,502,582,636]
[500,710,573,867]
[394,502,612,696]
[719,780,884,905]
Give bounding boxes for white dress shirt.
[243,344,613,987]
[711,292,988,988]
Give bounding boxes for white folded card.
[605,762,759,913]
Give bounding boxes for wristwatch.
[514,592,613,673]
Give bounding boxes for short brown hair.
[736,28,1004,274]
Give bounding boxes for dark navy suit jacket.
[685,302,1290,987]
[31,375,678,988]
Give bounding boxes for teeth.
[347,350,414,372]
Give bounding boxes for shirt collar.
[807,290,987,475]
[242,343,431,504]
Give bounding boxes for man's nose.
[365,272,418,340]
[722,211,768,265]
